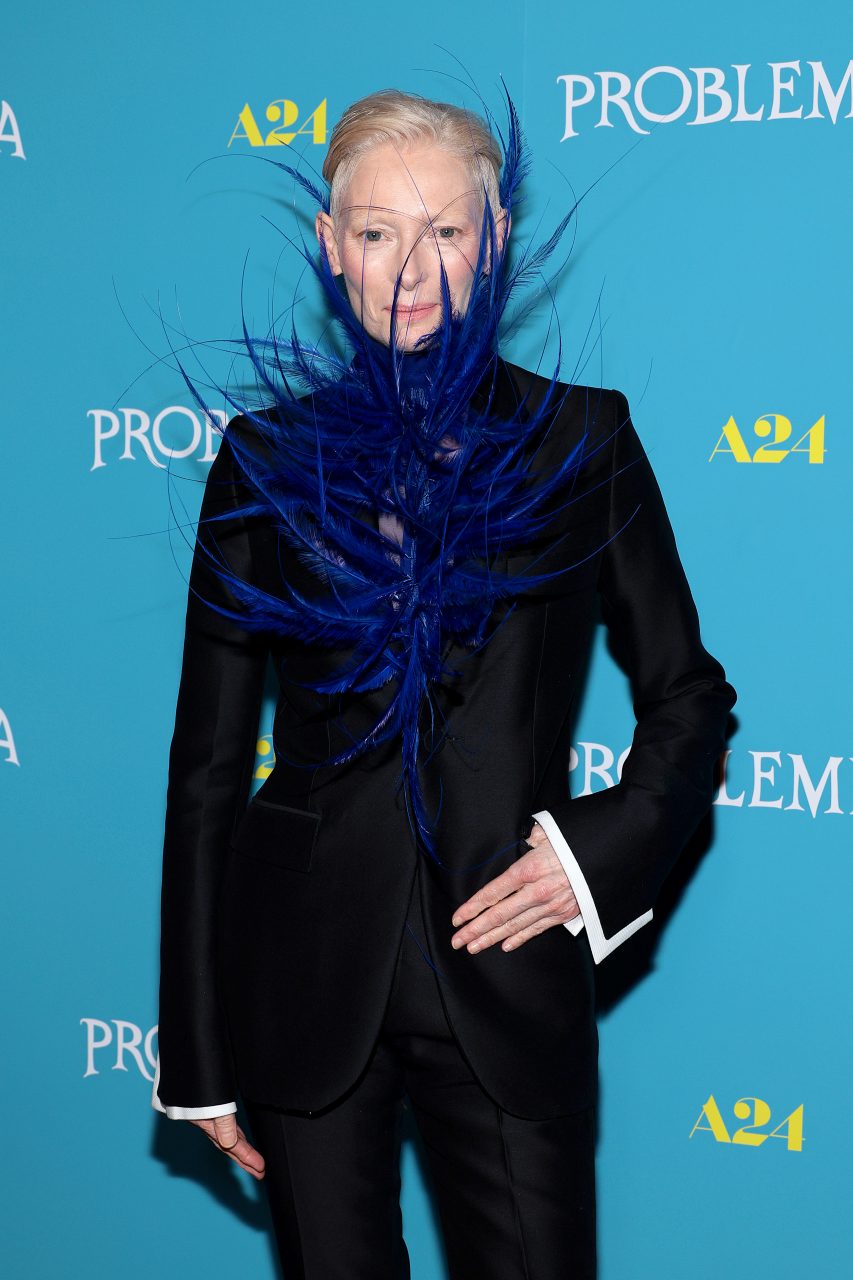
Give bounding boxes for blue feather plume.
[166,80,617,864]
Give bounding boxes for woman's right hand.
[189,1114,266,1179]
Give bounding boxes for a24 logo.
[229,99,327,147]
[690,1093,804,1151]
[709,414,825,463]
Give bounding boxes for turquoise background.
[2,2,851,1276]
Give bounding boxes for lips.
[387,303,437,315]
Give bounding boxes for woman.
[152,87,736,1278]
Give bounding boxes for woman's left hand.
[450,821,581,952]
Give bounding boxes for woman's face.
[316,140,508,350]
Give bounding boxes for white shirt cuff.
[532,809,654,964]
[151,1054,238,1120]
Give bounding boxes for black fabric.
[243,862,597,1280]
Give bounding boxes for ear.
[315,211,343,275]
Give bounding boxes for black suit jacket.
[155,358,736,1120]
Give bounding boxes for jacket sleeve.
[537,389,737,962]
[153,422,270,1114]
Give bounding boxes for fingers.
[450,854,533,929]
[450,827,581,953]
[213,1113,238,1149]
[494,899,579,951]
[221,1130,266,1180]
[189,1117,267,1180]
[452,872,578,951]
[451,826,581,953]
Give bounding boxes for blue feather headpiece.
[169,82,610,863]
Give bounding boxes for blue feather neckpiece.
[171,85,606,862]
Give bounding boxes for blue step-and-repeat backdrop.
[2,2,851,1276]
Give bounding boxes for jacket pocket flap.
[231,796,322,873]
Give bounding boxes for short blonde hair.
[322,89,503,225]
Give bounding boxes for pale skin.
[191,139,580,1175]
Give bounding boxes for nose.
[396,231,432,296]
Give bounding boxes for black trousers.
[243,859,597,1279]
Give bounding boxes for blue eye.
[363,229,383,242]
